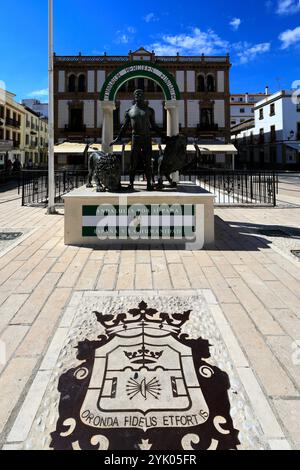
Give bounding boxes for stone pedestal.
[64,183,215,250]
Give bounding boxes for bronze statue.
[87,151,121,192]
[110,89,163,191]
[157,135,187,189]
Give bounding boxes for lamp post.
[47,0,56,214]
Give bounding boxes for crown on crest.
[94,301,191,336]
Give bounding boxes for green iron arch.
[100,61,181,102]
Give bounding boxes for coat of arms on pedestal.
[50,301,240,450]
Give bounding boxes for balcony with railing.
[197,123,219,132]
[6,117,21,129]
[64,124,87,132]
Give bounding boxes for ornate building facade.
[53,48,231,145]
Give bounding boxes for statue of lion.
[86,151,122,192]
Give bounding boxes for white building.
[22,99,48,118]
[232,90,300,169]
[230,89,270,127]
[0,89,24,168]
[22,106,48,167]
[0,88,48,169]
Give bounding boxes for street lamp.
[47,0,57,214]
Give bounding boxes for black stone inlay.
[0,232,23,241]
[50,301,240,451]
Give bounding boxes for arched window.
[68,74,76,92]
[197,75,205,92]
[207,74,215,92]
[200,108,213,127]
[78,74,86,92]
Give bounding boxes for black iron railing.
[21,170,88,206]
[20,169,278,207]
[190,170,278,206]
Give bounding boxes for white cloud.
[28,88,48,97]
[144,13,158,23]
[115,27,136,44]
[236,42,271,64]
[230,18,241,30]
[148,27,271,65]
[148,28,229,56]
[279,26,300,48]
[277,0,300,14]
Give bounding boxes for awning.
[197,144,238,154]
[88,144,102,153]
[286,142,300,152]
[54,143,88,154]
[86,143,199,153]
[88,144,125,153]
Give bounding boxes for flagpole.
[47,0,56,214]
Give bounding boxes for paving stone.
[12,273,62,325]
[209,304,249,368]
[266,281,300,317]
[181,257,210,289]
[270,309,300,341]
[0,325,29,374]
[75,260,102,291]
[135,249,151,264]
[57,252,90,288]
[0,294,29,334]
[116,261,135,290]
[151,255,172,290]
[233,265,287,310]
[266,335,300,389]
[273,400,300,449]
[0,261,24,285]
[193,251,215,267]
[7,370,52,443]
[202,267,239,304]
[226,278,284,336]
[96,264,118,290]
[268,439,292,450]
[222,303,298,397]
[0,357,37,435]
[168,263,191,289]
[135,263,152,290]
[237,367,285,439]
[40,328,69,371]
[16,257,56,294]
[15,288,71,357]
[50,246,79,273]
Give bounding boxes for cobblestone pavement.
[0,181,299,450]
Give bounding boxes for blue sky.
[1,0,300,101]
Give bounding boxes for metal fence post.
[273,171,276,207]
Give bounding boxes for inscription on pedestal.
[82,204,196,240]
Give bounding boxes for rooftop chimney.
[265,85,269,95]
[245,92,249,103]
